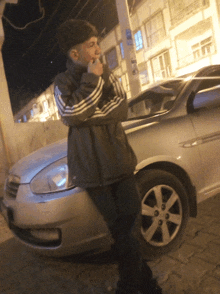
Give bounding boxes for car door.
[189,79,220,200]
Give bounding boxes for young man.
[54,19,163,294]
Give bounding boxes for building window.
[134,30,143,51]
[138,62,149,85]
[23,114,27,122]
[106,47,118,70]
[43,100,49,111]
[192,43,200,59]
[192,36,213,60]
[47,98,51,108]
[203,0,209,5]
[120,42,125,59]
[201,37,212,54]
[26,111,31,121]
[145,12,166,47]
[152,51,171,81]
[169,0,210,25]
[38,103,43,113]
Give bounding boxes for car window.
[127,79,185,120]
[193,85,220,110]
[193,71,220,111]
[128,96,164,119]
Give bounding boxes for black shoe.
[140,278,163,294]
[115,280,142,294]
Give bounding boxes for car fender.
[135,154,198,217]
[135,154,194,177]
[135,153,198,195]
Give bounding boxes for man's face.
[76,36,101,65]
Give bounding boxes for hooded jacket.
[54,59,137,188]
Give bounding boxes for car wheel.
[136,169,190,259]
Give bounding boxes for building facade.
[16,0,220,123]
[100,0,220,98]
[14,84,59,123]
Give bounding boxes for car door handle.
[179,132,220,148]
[179,139,203,148]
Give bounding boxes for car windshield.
[127,79,186,120]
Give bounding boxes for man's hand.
[88,59,103,76]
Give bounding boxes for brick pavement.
[0,194,220,294]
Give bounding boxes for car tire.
[135,169,190,260]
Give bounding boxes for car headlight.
[30,157,72,194]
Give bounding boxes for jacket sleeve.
[85,72,128,125]
[54,72,105,125]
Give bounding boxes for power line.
[5,0,117,93]
[49,0,93,55]
[2,0,45,31]
[87,0,114,37]
[20,0,63,58]
[52,0,111,63]
[75,0,91,19]
[87,0,104,20]
[59,0,82,21]
[4,0,65,72]
[48,0,117,63]
[9,0,90,61]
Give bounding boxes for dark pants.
[86,175,153,293]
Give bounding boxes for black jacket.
[54,59,137,188]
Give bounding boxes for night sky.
[2,0,141,114]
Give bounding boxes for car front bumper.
[1,184,112,256]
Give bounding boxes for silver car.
[1,65,220,259]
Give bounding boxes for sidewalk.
[0,194,220,294]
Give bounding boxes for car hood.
[10,138,67,183]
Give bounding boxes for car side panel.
[126,115,205,201]
[189,108,220,200]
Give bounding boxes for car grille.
[5,180,20,199]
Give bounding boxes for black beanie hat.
[57,19,98,56]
